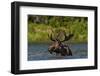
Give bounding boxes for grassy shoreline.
[28,16,88,44]
[28,41,87,45]
[28,23,87,43]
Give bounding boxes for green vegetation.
[28,15,88,44]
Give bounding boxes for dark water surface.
[28,43,87,61]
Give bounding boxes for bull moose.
[48,31,73,56]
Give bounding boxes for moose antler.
[60,31,74,42]
[48,30,60,41]
[48,30,73,42]
[48,34,56,41]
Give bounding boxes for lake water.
[28,43,87,61]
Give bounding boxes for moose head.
[48,31,73,56]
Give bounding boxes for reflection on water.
[28,43,88,61]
